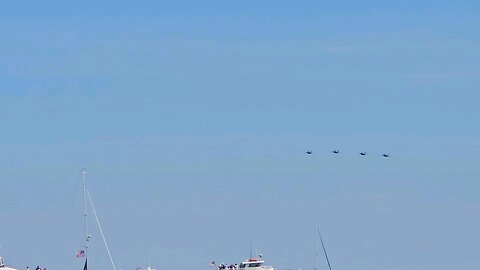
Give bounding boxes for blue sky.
[1,1,480,270]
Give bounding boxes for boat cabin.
[0,257,4,268]
[239,259,265,269]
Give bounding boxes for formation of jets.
[306,149,390,158]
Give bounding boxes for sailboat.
[79,170,117,270]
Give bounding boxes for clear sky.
[1,1,480,270]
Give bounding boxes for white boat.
[0,257,18,270]
[238,258,274,270]
[215,257,274,270]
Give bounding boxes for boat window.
[240,264,246,269]
[248,264,261,267]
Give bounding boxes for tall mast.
[81,169,116,270]
[314,223,319,270]
[82,169,89,258]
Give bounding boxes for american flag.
[76,250,85,257]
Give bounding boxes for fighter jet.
[360,152,367,156]
[332,150,340,154]
[306,151,313,155]
[382,154,389,158]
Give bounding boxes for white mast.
[82,169,90,258]
[314,223,319,270]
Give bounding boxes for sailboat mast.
[314,223,319,270]
[82,169,89,257]
[80,169,116,270]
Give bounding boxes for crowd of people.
[218,263,238,270]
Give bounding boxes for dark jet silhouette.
[360,152,367,156]
[382,154,389,158]
[306,151,313,155]
[332,150,340,154]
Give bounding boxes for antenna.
[249,242,253,258]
